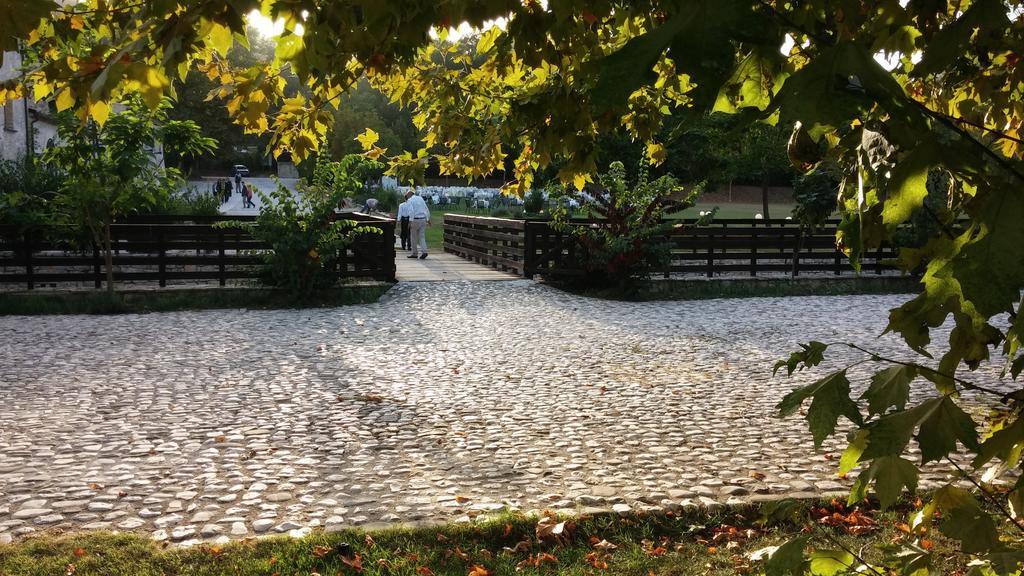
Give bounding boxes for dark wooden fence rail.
[0,213,396,290]
[442,216,900,280]
[443,214,527,276]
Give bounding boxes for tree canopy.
[3,1,1024,573]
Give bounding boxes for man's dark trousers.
[400,216,411,250]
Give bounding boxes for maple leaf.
[355,128,380,151]
[341,553,364,572]
[312,545,331,558]
[467,565,491,576]
[416,567,435,576]
[502,523,512,537]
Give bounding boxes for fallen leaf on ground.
[591,539,618,551]
[502,540,530,553]
[72,548,86,558]
[312,545,331,558]
[341,553,364,572]
[455,495,472,503]
[416,568,435,576]
[365,534,375,547]
[586,551,609,569]
[467,565,490,576]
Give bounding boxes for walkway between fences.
[0,213,396,290]
[443,215,901,280]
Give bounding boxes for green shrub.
[791,168,837,229]
[490,207,513,218]
[553,160,696,291]
[523,187,545,214]
[0,158,63,227]
[219,182,379,298]
[149,186,221,216]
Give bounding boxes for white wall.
[0,50,58,162]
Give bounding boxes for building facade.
[0,50,58,163]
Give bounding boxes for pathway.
[0,284,997,545]
[395,251,519,282]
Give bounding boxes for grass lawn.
[0,500,974,576]
[673,203,796,220]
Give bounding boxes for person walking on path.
[396,199,411,250]
[246,184,256,209]
[405,191,430,259]
[234,172,242,195]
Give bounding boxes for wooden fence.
[443,214,527,276]
[0,213,396,290]
[442,215,900,279]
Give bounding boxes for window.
[2,101,15,132]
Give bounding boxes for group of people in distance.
[214,173,257,209]
[396,191,430,259]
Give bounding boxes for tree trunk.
[791,227,805,277]
[103,221,115,295]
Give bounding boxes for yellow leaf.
[364,145,387,161]
[572,172,590,191]
[55,88,75,112]
[70,15,85,30]
[355,128,380,151]
[89,100,110,126]
[208,23,233,56]
[645,142,667,166]
[33,81,51,101]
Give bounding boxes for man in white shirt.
[405,191,431,259]
[396,199,411,250]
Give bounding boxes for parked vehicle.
[233,164,250,177]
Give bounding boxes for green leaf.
[713,46,786,113]
[765,535,809,576]
[973,416,1024,469]
[913,0,1011,77]
[917,396,979,463]
[873,455,918,509]
[882,145,933,227]
[862,397,977,463]
[839,429,868,474]
[777,370,862,448]
[862,365,916,417]
[808,549,855,576]
[985,551,1024,575]
[952,190,1024,319]
[773,341,828,376]
[0,0,56,56]
[940,499,1002,554]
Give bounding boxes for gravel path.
[0,282,995,545]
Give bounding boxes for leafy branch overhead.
[5,1,1024,574]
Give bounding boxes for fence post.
[93,241,102,289]
[24,229,34,290]
[218,230,226,287]
[750,220,757,277]
[792,228,802,278]
[524,222,535,279]
[663,229,671,279]
[158,230,167,287]
[706,227,714,278]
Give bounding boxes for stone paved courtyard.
[0,282,998,546]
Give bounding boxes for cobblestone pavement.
[0,282,1002,545]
